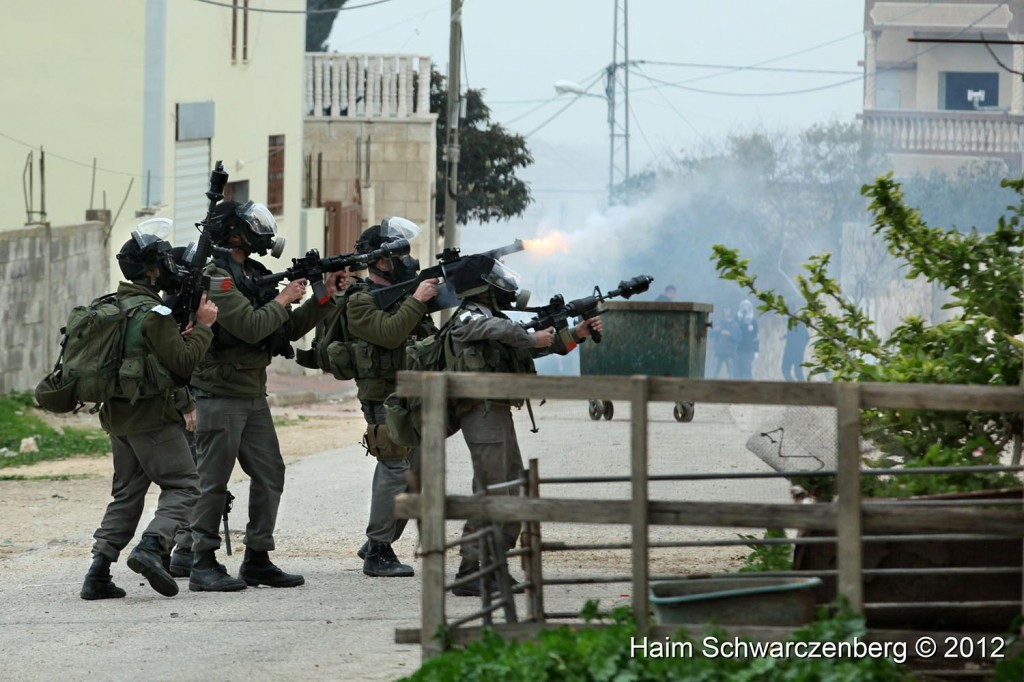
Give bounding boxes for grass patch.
[0,473,93,481]
[273,414,311,428]
[1,392,110,469]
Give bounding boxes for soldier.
[188,200,347,592]
[445,256,602,596]
[81,225,218,600]
[344,219,439,577]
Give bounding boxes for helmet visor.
[481,260,521,292]
[380,216,421,242]
[237,201,278,235]
[132,217,173,251]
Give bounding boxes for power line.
[636,60,862,76]
[633,65,703,140]
[193,0,398,14]
[636,71,863,98]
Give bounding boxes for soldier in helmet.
[81,220,219,600]
[445,255,602,597]
[187,200,348,592]
[344,218,439,577]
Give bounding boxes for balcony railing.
[305,53,432,120]
[862,109,1024,156]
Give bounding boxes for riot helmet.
[209,200,286,258]
[355,217,422,283]
[117,217,179,289]
[447,255,527,309]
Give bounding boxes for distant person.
[655,285,677,302]
[781,319,810,381]
[734,299,759,380]
[709,306,738,379]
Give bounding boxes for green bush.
[401,604,908,682]
[0,393,109,468]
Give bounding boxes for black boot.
[239,548,305,588]
[188,550,247,592]
[127,534,178,597]
[168,547,193,578]
[450,558,482,597]
[363,541,414,578]
[80,554,126,600]
[356,540,369,560]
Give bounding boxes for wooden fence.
[392,373,1024,660]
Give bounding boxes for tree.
[712,174,1024,498]
[305,0,346,52]
[431,69,533,227]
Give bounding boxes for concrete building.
[303,52,438,266]
[0,0,309,286]
[862,0,1024,175]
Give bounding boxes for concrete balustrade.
[305,53,432,120]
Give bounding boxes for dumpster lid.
[601,301,713,312]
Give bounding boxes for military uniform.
[189,258,334,575]
[345,283,437,573]
[86,282,213,598]
[448,300,582,570]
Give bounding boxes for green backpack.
[35,293,175,413]
[384,321,461,448]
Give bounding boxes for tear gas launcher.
[520,275,654,343]
[175,161,228,330]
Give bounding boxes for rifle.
[371,239,526,312]
[521,275,654,343]
[253,239,412,305]
[176,161,229,331]
[223,489,235,556]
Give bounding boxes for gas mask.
[358,217,423,283]
[236,201,286,258]
[389,255,421,284]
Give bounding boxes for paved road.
[0,400,789,681]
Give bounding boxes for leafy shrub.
[0,393,109,468]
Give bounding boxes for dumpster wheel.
[588,400,604,421]
[603,401,614,420]
[673,402,695,423]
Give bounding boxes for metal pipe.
[448,600,510,630]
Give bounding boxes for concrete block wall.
[304,117,438,267]
[0,222,108,394]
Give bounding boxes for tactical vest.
[117,295,179,403]
[209,256,292,358]
[449,303,535,408]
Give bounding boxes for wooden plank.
[525,458,545,622]
[396,372,1024,412]
[835,383,864,614]
[630,376,650,633]
[419,373,449,659]
[394,494,1024,536]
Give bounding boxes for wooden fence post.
[526,458,545,622]
[835,382,863,613]
[420,373,449,658]
[630,376,651,632]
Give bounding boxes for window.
[876,69,902,109]
[231,0,249,63]
[267,135,285,216]
[941,72,999,111]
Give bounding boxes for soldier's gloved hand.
[196,294,219,327]
[326,269,349,295]
[183,408,198,432]
[181,322,194,338]
[576,316,603,339]
[413,278,440,303]
[276,278,308,306]
[532,327,555,349]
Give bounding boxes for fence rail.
[393,371,1024,660]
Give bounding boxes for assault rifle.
[253,239,412,304]
[371,239,526,312]
[521,275,654,343]
[176,161,229,331]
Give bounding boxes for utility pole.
[442,0,463,252]
[606,0,630,206]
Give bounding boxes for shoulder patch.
[150,305,172,316]
[213,277,232,291]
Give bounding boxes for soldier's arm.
[450,308,534,348]
[142,314,214,380]
[206,273,290,344]
[285,294,336,341]
[346,292,429,349]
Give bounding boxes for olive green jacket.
[191,262,335,397]
[100,283,213,436]
[346,286,436,402]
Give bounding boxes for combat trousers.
[91,422,199,561]
[192,396,285,554]
[362,401,420,544]
[173,429,198,551]
[458,402,523,562]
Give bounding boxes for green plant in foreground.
[0,393,109,468]
[401,602,908,682]
[739,528,793,573]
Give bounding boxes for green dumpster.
[579,300,712,422]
